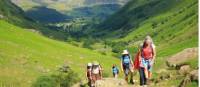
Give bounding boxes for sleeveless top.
[142,44,155,59]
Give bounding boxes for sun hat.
[122,50,129,54]
[87,62,92,66]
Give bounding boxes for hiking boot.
[129,79,134,84]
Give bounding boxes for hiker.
[121,50,134,83]
[86,62,92,87]
[138,35,156,87]
[112,64,119,78]
[91,61,102,87]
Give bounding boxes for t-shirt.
[112,67,119,74]
[92,66,101,74]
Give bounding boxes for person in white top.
[91,61,102,87]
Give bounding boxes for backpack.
[92,65,101,74]
[122,55,131,64]
[112,67,119,74]
[133,51,140,70]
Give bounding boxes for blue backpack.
[122,55,131,64]
[112,67,119,74]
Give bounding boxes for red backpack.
[133,51,141,70]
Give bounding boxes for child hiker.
[112,64,119,78]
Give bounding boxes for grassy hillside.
[0,0,35,28]
[0,20,119,87]
[95,0,198,38]
[0,0,78,41]
[0,0,198,87]
[92,0,198,56]
[91,1,198,86]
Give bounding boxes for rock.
[189,70,198,82]
[166,48,198,68]
[156,69,167,74]
[179,70,198,87]
[0,14,4,19]
[95,78,130,87]
[179,75,191,87]
[179,65,191,75]
[26,29,41,34]
[156,69,171,81]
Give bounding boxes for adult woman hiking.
[91,61,102,87]
[138,36,156,87]
[120,50,134,83]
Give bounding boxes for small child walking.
[112,64,119,78]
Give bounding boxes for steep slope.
[92,0,198,56]
[0,0,34,28]
[0,0,75,41]
[95,0,198,39]
[91,1,198,86]
[0,20,119,87]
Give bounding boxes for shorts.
[123,63,133,76]
[91,74,101,81]
[140,57,153,72]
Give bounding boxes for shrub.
[32,66,80,87]
[111,42,128,53]
[32,76,57,87]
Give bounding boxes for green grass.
[0,0,198,86]
[185,81,198,87]
[0,20,119,87]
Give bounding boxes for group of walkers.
[86,61,103,87]
[86,36,156,87]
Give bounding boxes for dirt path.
[72,78,140,87]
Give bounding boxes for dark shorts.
[123,63,133,76]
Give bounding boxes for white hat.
[122,50,129,54]
[87,63,92,66]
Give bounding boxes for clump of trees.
[111,41,128,54]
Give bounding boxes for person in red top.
[139,35,156,87]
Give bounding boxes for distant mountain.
[0,0,75,40]
[11,0,129,23]
[65,4,121,19]
[25,6,71,23]
[11,0,130,11]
